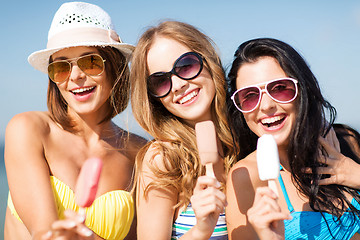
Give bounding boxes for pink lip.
[259,114,287,132]
[175,89,200,106]
[70,86,96,102]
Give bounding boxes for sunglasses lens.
[267,79,297,102]
[147,52,203,98]
[234,87,261,112]
[77,54,105,76]
[174,54,202,79]
[148,73,171,97]
[47,54,104,83]
[48,61,71,83]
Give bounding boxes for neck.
[67,109,115,140]
[278,146,291,171]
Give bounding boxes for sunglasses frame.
[147,51,203,98]
[48,53,106,83]
[231,77,299,113]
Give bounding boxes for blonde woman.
[130,21,235,239]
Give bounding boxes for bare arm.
[226,161,259,240]
[136,146,178,240]
[5,112,58,239]
[136,145,226,240]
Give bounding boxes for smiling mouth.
[261,115,285,128]
[178,90,199,104]
[71,86,96,95]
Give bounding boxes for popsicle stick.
[268,179,279,197]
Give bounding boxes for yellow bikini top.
[8,176,134,240]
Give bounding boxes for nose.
[68,63,86,82]
[258,91,276,112]
[171,75,189,94]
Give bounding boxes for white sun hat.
[28,1,134,74]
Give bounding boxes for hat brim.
[28,42,135,74]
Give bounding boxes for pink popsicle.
[75,157,103,208]
[195,120,219,178]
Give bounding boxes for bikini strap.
[278,165,294,213]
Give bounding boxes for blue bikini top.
[278,166,360,240]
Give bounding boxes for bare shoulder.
[127,131,149,151]
[111,124,148,160]
[5,111,51,140]
[226,151,264,214]
[142,141,166,169]
[138,141,177,196]
[228,151,260,188]
[226,151,263,239]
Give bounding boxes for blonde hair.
[131,21,235,208]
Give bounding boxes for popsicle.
[75,157,103,208]
[256,134,280,196]
[195,120,219,178]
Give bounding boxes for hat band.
[47,27,122,49]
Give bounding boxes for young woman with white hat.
[4,2,146,239]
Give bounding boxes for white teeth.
[261,115,283,125]
[179,90,198,104]
[71,86,94,94]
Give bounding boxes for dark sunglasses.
[147,52,203,98]
[231,77,298,113]
[48,54,106,83]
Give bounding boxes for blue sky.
[1,0,360,141]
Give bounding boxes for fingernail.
[77,214,86,223]
[43,230,52,238]
[78,208,86,222]
[215,181,221,188]
[81,227,93,237]
[66,221,77,228]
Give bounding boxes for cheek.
[56,83,68,96]
[243,113,258,132]
[159,96,172,110]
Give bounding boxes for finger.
[41,231,52,240]
[318,175,338,185]
[319,137,340,157]
[253,187,277,204]
[194,176,221,192]
[51,219,77,231]
[191,188,226,211]
[302,167,312,174]
[248,208,291,229]
[197,201,224,216]
[202,186,226,203]
[249,194,282,221]
[77,225,94,237]
[325,127,341,151]
[317,166,335,175]
[64,209,86,224]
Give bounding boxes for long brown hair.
[130,21,235,208]
[47,46,130,131]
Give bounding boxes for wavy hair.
[47,46,130,131]
[131,21,235,208]
[227,37,360,221]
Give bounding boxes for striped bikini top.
[278,166,360,239]
[8,176,134,240]
[171,203,228,239]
